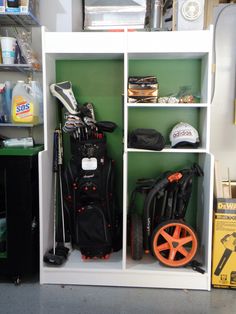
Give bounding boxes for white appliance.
[163,0,205,31]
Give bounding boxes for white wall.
[210,5,236,180]
[39,0,82,32]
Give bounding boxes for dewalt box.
[212,198,236,288]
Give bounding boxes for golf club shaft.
[57,127,66,244]
[52,130,59,255]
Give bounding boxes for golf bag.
[64,136,122,259]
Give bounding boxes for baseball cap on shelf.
[170,122,200,148]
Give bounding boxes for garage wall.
[39,0,82,32]
[210,4,236,180]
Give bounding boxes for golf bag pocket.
[64,137,122,258]
[74,204,112,258]
[76,172,101,201]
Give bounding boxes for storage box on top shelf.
[19,0,39,17]
[5,0,39,18]
[5,0,20,13]
[212,182,236,289]
[83,0,146,30]
[20,0,39,17]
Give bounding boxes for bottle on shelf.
[30,80,43,123]
[11,80,40,124]
[0,81,14,123]
[3,81,13,123]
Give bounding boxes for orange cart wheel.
[151,220,198,267]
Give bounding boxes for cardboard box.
[0,0,5,13]
[212,197,236,288]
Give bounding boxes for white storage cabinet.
[39,27,214,290]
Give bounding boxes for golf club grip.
[214,248,232,276]
[57,129,63,165]
[53,130,59,172]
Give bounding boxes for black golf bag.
[64,136,122,259]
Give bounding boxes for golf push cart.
[129,163,203,268]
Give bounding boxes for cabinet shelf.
[127,103,208,108]
[0,12,40,27]
[0,144,44,156]
[0,64,40,73]
[127,147,207,153]
[0,123,42,127]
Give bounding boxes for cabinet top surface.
[43,27,213,56]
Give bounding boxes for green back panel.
[56,58,202,228]
[56,59,124,202]
[128,153,198,227]
[128,107,200,146]
[128,59,201,98]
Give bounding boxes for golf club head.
[43,250,66,266]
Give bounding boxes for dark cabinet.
[0,151,40,283]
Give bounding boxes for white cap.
[170,122,200,148]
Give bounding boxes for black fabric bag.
[63,137,122,258]
[128,128,165,151]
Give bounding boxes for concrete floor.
[0,278,235,314]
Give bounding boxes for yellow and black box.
[212,198,236,288]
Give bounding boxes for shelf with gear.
[123,28,214,289]
[40,27,214,290]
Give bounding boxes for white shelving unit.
[0,17,43,142]
[40,27,214,290]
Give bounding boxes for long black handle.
[214,248,232,276]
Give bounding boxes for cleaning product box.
[0,0,5,13]
[212,196,236,288]
[19,0,39,18]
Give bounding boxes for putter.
[44,130,65,266]
[56,126,70,258]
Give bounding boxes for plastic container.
[30,80,43,123]
[0,37,16,65]
[3,81,13,123]
[84,0,146,30]
[11,80,40,124]
[2,137,34,148]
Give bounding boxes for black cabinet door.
[0,155,39,278]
